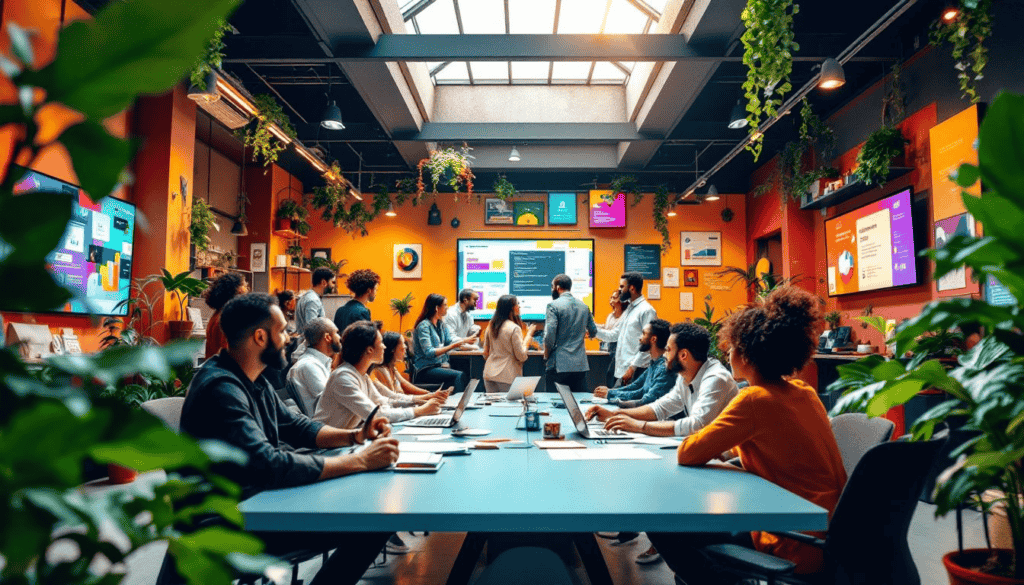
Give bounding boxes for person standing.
[482,295,538,393]
[287,317,342,414]
[596,272,656,385]
[600,290,626,386]
[203,272,248,360]
[275,289,297,334]
[295,267,336,335]
[444,288,481,344]
[334,268,380,334]
[412,294,473,393]
[544,274,598,395]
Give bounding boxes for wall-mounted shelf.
[271,266,310,273]
[800,167,913,211]
[272,229,308,240]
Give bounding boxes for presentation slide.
[457,239,594,321]
[825,188,917,296]
[0,168,135,315]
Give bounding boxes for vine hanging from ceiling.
[740,0,800,161]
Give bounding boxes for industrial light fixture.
[427,202,442,225]
[705,185,720,201]
[941,1,960,22]
[320,101,345,130]
[666,203,678,217]
[508,146,521,162]
[187,70,221,103]
[385,202,397,217]
[728,100,748,129]
[230,217,247,236]
[818,58,846,90]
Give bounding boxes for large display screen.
[457,239,594,321]
[0,167,136,315]
[825,188,918,296]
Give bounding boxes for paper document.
[396,452,442,466]
[399,442,471,454]
[629,437,684,447]
[394,427,444,435]
[534,440,586,449]
[547,447,662,461]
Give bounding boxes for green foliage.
[492,175,518,201]
[756,98,839,203]
[190,196,218,251]
[276,197,310,235]
[189,19,230,89]
[652,185,672,252]
[692,296,730,362]
[740,0,799,161]
[824,310,841,330]
[609,175,642,206]
[855,126,910,186]
[160,269,209,322]
[390,292,415,332]
[238,94,296,168]
[831,91,1024,577]
[716,263,799,299]
[855,315,888,336]
[929,0,993,104]
[418,145,475,199]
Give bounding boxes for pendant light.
[508,146,521,162]
[706,185,720,201]
[727,100,748,129]
[818,58,846,90]
[187,70,221,103]
[320,67,345,130]
[385,202,397,217]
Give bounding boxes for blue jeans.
[416,365,466,394]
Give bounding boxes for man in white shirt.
[596,272,657,385]
[286,318,340,414]
[291,267,337,363]
[443,288,481,344]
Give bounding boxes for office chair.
[141,397,185,432]
[284,379,311,416]
[703,433,946,585]
[830,413,895,477]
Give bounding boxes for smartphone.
[361,405,381,442]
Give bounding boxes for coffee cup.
[524,410,541,431]
[543,421,561,439]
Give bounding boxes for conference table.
[448,350,613,393]
[240,393,828,584]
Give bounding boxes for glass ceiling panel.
[415,0,460,34]
[592,61,627,83]
[551,61,592,83]
[646,0,669,15]
[434,60,470,83]
[604,0,649,33]
[399,0,419,11]
[470,61,510,83]
[459,0,506,34]
[508,0,556,34]
[510,61,552,83]
[556,0,607,34]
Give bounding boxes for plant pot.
[274,218,292,232]
[943,549,1024,585]
[107,463,138,484]
[982,490,1024,551]
[168,320,194,340]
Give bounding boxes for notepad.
[394,452,443,471]
[546,447,662,461]
[394,427,444,435]
[533,440,586,449]
[399,442,471,455]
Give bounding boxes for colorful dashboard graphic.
[825,188,918,296]
[457,239,594,321]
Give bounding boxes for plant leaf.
[61,120,134,203]
[977,92,1024,205]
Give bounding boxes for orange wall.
[304,192,750,345]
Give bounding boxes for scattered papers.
[399,442,471,455]
[452,428,492,437]
[534,440,586,449]
[547,447,662,461]
[396,452,442,466]
[416,434,452,441]
[629,437,684,447]
[394,427,444,436]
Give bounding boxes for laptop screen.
[451,379,479,422]
[554,383,589,434]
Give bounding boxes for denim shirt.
[607,355,674,405]
[413,319,453,371]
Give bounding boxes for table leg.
[445,532,488,585]
[571,533,614,585]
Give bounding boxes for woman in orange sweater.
[648,286,847,585]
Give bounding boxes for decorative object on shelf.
[417,144,475,200]
[250,242,266,272]
[187,19,229,101]
[652,185,672,251]
[393,244,423,279]
[286,244,304,267]
[824,310,842,331]
[929,0,993,104]
[609,174,642,206]
[189,195,219,251]
[390,292,415,335]
[238,93,297,169]
[485,198,514,225]
[740,0,800,161]
[679,231,722,267]
[683,269,699,287]
[216,250,240,269]
[427,202,442,225]
[275,196,310,235]
[513,201,545,226]
[855,126,910,187]
[492,174,518,201]
[450,217,460,228]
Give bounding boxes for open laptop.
[404,379,478,428]
[553,383,639,440]
[505,376,541,401]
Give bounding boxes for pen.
[360,405,381,444]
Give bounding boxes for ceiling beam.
[392,122,661,142]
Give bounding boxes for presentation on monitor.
[457,239,594,321]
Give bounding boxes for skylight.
[402,0,662,85]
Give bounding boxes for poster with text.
[934,213,974,292]
[548,192,577,225]
[589,190,626,228]
[484,198,514,225]
[679,232,722,266]
[930,105,981,223]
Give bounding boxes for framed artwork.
[513,201,545,226]
[249,242,267,273]
[589,190,626,228]
[679,292,694,311]
[679,231,722,266]
[684,269,699,287]
[393,244,422,279]
[484,198,514,225]
[548,192,577,225]
[663,267,680,288]
[647,283,661,300]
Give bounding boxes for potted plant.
[929,0,993,104]
[276,198,310,233]
[855,126,910,186]
[824,310,842,331]
[187,18,230,98]
[692,295,729,362]
[492,175,518,201]
[831,91,1024,583]
[159,269,209,339]
[740,0,799,161]
[238,93,297,168]
[416,144,475,200]
[286,244,304,267]
[390,292,415,335]
[190,196,219,251]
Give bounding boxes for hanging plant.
[395,177,419,206]
[416,144,475,201]
[238,94,297,169]
[753,98,839,202]
[189,197,218,251]
[652,185,672,252]
[929,0,993,104]
[609,174,642,206]
[492,175,518,201]
[741,0,800,161]
[881,62,906,128]
[189,19,230,90]
[855,126,909,186]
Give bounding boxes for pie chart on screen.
[838,250,855,284]
[396,247,419,272]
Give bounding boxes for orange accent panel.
[930,105,981,223]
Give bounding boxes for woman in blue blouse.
[412,293,472,393]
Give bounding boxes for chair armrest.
[704,544,796,577]
[766,531,826,548]
[419,383,443,392]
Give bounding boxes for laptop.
[404,379,478,428]
[505,376,541,401]
[553,383,638,440]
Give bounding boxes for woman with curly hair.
[648,287,847,585]
[203,272,248,359]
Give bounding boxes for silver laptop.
[405,379,478,428]
[505,376,541,401]
[553,383,636,440]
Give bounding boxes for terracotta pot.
[167,320,194,340]
[274,218,291,232]
[107,463,138,484]
[944,549,1024,585]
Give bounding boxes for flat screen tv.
[0,167,136,315]
[825,187,920,296]
[457,239,594,321]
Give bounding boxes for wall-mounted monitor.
[825,188,919,296]
[457,239,594,321]
[0,167,136,315]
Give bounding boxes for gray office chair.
[141,397,185,432]
[830,413,895,477]
[703,433,947,585]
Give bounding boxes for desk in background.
[448,350,611,393]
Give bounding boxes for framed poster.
[484,198,514,225]
[680,231,722,266]
[249,242,267,273]
[663,267,680,288]
[513,201,545,226]
[589,190,626,228]
[393,244,422,279]
[548,192,577,225]
[624,244,661,280]
[647,283,661,300]
[684,269,699,287]
[679,292,694,311]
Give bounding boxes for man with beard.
[288,317,342,414]
[590,319,675,407]
[179,293,398,585]
[595,272,657,385]
[586,321,738,563]
[543,273,598,395]
[292,267,337,363]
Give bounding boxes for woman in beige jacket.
[482,295,537,393]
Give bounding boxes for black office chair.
[702,432,947,585]
[404,351,443,392]
[284,379,311,416]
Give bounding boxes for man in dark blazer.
[544,273,599,394]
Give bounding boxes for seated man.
[591,319,674,407]
[287,317,341,414]
[179,293,399,585]
[444,287,482,346]
[315,320,443,428]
